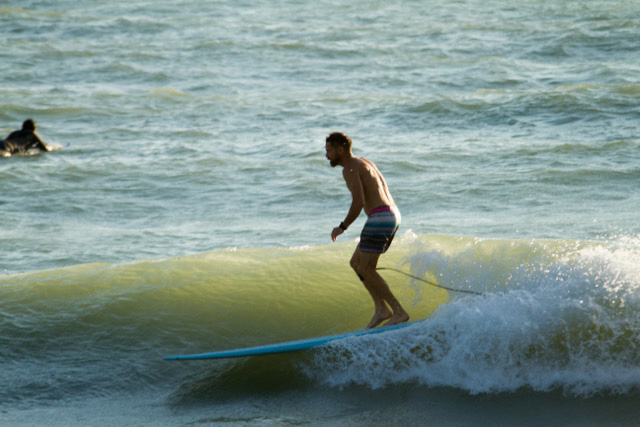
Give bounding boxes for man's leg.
[351,248,409,328]
[350,249,391,328]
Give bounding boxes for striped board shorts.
[359,206,401,254]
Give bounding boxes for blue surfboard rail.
[164,321,415,361]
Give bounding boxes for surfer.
[0,119,53,157]
[326,132,409,328]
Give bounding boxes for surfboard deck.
[164,321,415,361]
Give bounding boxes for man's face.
[325,142,340,167]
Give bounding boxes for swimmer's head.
[22,119,36,131]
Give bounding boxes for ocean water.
[1,0,640,425]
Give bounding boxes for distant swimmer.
[0,119,53,157]
[326,132,409,328]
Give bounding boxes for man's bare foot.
[366,309,392,329]
[385,310,410,326]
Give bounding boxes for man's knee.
[351,250,380,281]
[357,263,378,280]
[350,258,365,282]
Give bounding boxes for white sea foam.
[310,235,640,395]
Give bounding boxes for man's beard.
[330,158,340,167]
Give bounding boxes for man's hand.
[331,227,344,242]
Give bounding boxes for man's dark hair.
[326,132,352,151]
[22,119,36,131]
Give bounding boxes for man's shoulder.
[6,129,33,141]
[356,157,379,175]
[343,157,366,171]
[351,157,373,167]
[6,129,22,139]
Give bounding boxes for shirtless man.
[326,132,409,328]
[0,119,52,157]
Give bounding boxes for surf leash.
[377,267,484,296]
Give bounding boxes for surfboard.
[164,321,415,361]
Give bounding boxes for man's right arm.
[31,132,52,152]
[331,166,365,242]
[341,166,365,229]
